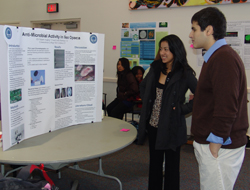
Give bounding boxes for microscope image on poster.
[61,88,67,98]
[11,124,24,145]
[55,87,73,99]
[67,87,72,97]
[54,49,65,69]
[55,88,60,99]
[75,65,95,81]
[10,89,22,104]
[31,70,45,86]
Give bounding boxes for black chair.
[103,93,107,116]
[124,101,142,121]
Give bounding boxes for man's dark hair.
[191,7,226,40]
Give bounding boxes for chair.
[124,101,142,121]
[103,93,107,116]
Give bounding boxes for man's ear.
[205,25,214,36]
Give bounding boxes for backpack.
[0,164,59,190]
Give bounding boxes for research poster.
[121,22,170,70]
[196,20,250,70]
[0,26,105,151]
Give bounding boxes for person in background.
[132,66,145,84]
[107,58,139,120]
[137,34,197,190]
[131,66,145,108]
[189,7,249,190]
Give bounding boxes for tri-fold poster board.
[0,25,105,151]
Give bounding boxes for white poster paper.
[0,26,104,151]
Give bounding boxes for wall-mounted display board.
[129,0,250,10]
[0,25,104,151]
[121,22,169,70]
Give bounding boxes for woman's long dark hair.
[155,34,195,76]
[116,57,131,76]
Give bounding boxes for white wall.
[1,1,250,134]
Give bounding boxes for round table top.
[0,117,137,169]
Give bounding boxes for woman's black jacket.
[137,60,197,150]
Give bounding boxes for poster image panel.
[10,89,22,104]
[75,65,95,81]
[55,88,60,99]
[31,70,45,86]
[245,34,250,43]
[11,124,24,145]
[67,87,73,97]
[129,0,250,10]
[128,58,140,68]
[54,49,65,68]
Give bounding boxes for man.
[189,7,249,190]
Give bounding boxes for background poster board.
[0,26,104,151]
[120,22,169,70]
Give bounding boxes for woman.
[107,58,139,120]
[131,66,145,108]
[131,66,145,84]
[137,35,197,190]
